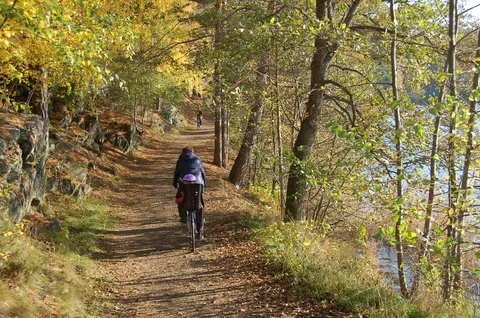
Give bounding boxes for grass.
[49,195,120,255]
[249,185,279,210]
[0,195,118,317]
[248,218,477,318]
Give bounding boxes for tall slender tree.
[443,0,459,300]
[452,29,480,293]
[229,59,268,187]
[389,0,408,298]
[213,0,226,167]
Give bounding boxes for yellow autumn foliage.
[1,0,201,106]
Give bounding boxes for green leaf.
[391,99,402,108]
[413,124,425,136]
[428,107,439,116]
[392,214,400,223]
[421,178,430,185]
[373,228,383,240]
[386,226,395,236]
[398,223,408,232]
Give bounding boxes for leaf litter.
[97,120,353,317]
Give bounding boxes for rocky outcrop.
[0,111,49,223]
[139,104,183,134]
[105,122,142,154]
[82,115,105,155]
[46,164,92,200]
[158,102,183,128]
[73,111,141,155]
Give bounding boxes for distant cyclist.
[197,110,203,129]
[173,146,206,239]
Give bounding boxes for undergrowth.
[49,195,119,255]
[0,196,117,317]
[249,219,477,318]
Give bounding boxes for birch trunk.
[452,29,480,292]
[443,0,458,300]
[389,0,408,297]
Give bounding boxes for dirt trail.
[99,123,345,317]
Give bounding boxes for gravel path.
[99,123,349,318]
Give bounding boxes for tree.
[285,0,362,221]
[389,0,408,297]
[229,59,267,187]
[213,0,227,167]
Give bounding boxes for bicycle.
[183,181,203,252]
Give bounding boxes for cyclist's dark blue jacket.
[173,149,206,189]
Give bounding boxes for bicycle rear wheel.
[188,211,196,252]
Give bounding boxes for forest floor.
[96,120,350,317]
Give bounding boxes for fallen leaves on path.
[97,121,352,317]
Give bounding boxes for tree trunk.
[40,69,49,121]
[284,0,361,221]
[291,82,299,150]
[40,11,50,122]
[275,40,285,212]
[221,105,229,168]
[410,61,446,296]
[389,0,408,298]
[141,97,146,125]
[133,93,137,130]
[214,83,223,166]
[443,0,458,300]
[286,0,337,221]
[452,29,480,293]
[272,109,277,195]
[213,0,225,167]
[252,134,259,186]
[229,61,267,188]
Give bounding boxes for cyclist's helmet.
[182,174,196,182]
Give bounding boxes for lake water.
[376,243,480,305]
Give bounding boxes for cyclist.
[173,146,206,239]
[197,110,203,128]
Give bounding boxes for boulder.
[73,183,92,200]
[158,102,183,127]
[47,167,92,201]
[106,122,142,154]
[82,115,104,155]
[0,113,49,223]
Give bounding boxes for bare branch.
[350,25,394,34]
[330,64,387,102]
[458,26,480,45]
[341,0,362,27]
[325,95,354,126]
[459,3,480,16]
[133,34,212,71]
[136,21,181,58]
